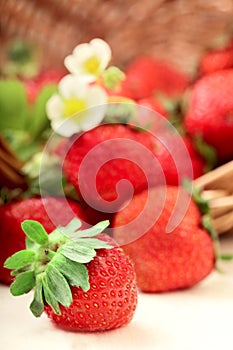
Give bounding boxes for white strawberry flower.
[46,74,107,137]
[64,38,112,83]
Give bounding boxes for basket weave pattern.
[1,0,233,73]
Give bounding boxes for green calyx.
[4,218,111,317]
[183,179,220,258]
[183,179,233,266]
[193,135,217,172]
[102,66,125,91]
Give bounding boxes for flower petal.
[46,95,63,120]
[64,38,112,82]
[91,38,112,70]
[79,105,107,131]
[51,117,81,137]
[58,75,87,98]
[86,85,108,107]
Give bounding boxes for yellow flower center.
[83,56,101,75]
[63,98,87,118]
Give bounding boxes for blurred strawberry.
[199,38,233,75]
[154,134,206,185]
[63,124,159,211]
[184,69,233,162]
[123,56,189,100]
[113,186,215,292]
[138,97,168,118]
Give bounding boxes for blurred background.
[1,0,233,74]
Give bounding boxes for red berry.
[113,186,214,292]
[63,124,158,211]
[4,219,137,332]
[124,56,189,100]
[45,234,137,331]
[138,97,168,118]
[154,134,206,184]
[184,69,233,162]
[199,45,233,75]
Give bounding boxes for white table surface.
[1,232,233,350]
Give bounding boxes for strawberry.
[137,97,168,118]
[123,56,189,100]
[23,68,65,104]
[199,42,233,75]
[112,186,215,292]
[63,123,204,209]
[154,134,206,184]
[63,124,159,211]
[184,69,233,162]
[0,197,87,284]
[4,218,137,331]
[104,79,135,99]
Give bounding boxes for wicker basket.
[1,0,233,74]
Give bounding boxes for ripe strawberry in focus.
[123,56,189,100]
[23,68,65,104]
[0,197,87,284]
[45,234,137,331]
[113,186,215,292]
[4,219,137,331]
[63,124,159,211]
[184,69,233,162]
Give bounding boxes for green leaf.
[220,254,233,261]
[42,277,61,315]
[74,220,110,239]
[194,135,217,171]
[10,271,35,296]
[30,279,44,317]
[73,238,112,250]
[0,79,29,131]
[21,220,49,245]
[26,237,37,251]
[59,242,96,263]
[30,84,58,138]
[52,254,90,291]
[10,266,31,276]
[58,218,82,238]
[202,215,218,241]
[45,264,72,307]
[202,214,220,266]
[4,250,35,269]
[102,66,125,90]
[183,178,210,215]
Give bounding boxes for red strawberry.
[104,79,135,99]
[0,197,87,284]
[154,134,206,184]
[4,218,137,331]
[138,97,168,118]
[199,43,233,75]
[113,186,215,292]
[63,124,159,211]
[123,56,189,100]
[184,70,233,162]
[23,68,65,104]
